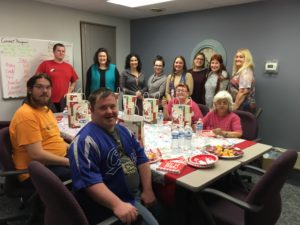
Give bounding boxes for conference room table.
[56,115,272,192]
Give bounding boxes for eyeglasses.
[176,89,187,93]
[154,64,163,67]
[33,84,51,91]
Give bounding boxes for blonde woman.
[165,56,193,102]
[228,48,256,113]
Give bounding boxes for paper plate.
[187,154,218,168]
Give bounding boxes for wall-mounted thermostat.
[265,60,278,74]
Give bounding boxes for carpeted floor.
[1,171,300,225]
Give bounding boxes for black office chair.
[255,107,263,120]
[28,161,119,225]
[234,110,259,141]
[201,149,297,225]
[0,127,33,224]
[0,121,10,130]
[198,104,209,117]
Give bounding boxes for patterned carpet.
[1,171,300,225]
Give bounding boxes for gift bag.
[123,95,137,116]
[118,113,144,147]
[68,100,90,128]
[66,90,90,128]
[66,92,83,103]
[172,104,193,125]
[116,87,123,111]
[143,93,159,124]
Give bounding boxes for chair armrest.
[63,179,72,186]
[0,169,29,177]
[241,165,266,175]
[253,137,262,142]
[96,216,119,225]
[202,188,263,212]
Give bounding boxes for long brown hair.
[208,54,228,95]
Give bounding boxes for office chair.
[0,127,33,224]
[255,107,263,120]
[201,149,297,225]
[28,161,119,225]
[198,104,209,117]
[234,110,259,141]
[0,121,10,130]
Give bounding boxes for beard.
[30,94,51,107]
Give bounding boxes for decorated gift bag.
[143,93,159,124]
[118,113,144,147]
[172,104,193,125]
[123,95,137,116]
[66,90,90,128]
[68,100,90,128]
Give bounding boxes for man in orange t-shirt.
[9,73,70,185]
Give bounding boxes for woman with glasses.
[120,53,147,115]
[188,52,208,104]
[205,54,229,109]
[147,55,167,99]
[162,83,203,124]
[203,90,242,138]
[165,56,194,102]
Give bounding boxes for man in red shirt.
[36,43,78,112]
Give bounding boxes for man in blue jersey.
[68,87,158,225]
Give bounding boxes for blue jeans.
[135,201,159,225]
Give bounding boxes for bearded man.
[9,73,70,187]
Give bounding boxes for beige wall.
[0,0,130,120]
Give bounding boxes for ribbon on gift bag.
[118,111,144,147]
[143,92,159,124]
[123,94,137,116]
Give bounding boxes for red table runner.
[157,139,257,206]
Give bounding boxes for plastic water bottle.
[196,119,203,136]
[184,125,193,151]
[62,107,69,126]
[171,127,179,151]
[178,126,185,151]
[157,110,163,126]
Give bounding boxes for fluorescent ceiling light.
[107,0,173,8]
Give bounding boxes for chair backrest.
[0,121,10,129]
[28,161,90,225]
[0,127,33,197]
[198,104,209,117]
[245,149,297,225]
[234,110,258,140]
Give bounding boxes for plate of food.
[205,145,244,159]
[146,148,162,164]
[187,154,218,168]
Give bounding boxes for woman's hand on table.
[213,128,224,136]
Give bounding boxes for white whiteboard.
[0,37,73,99]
